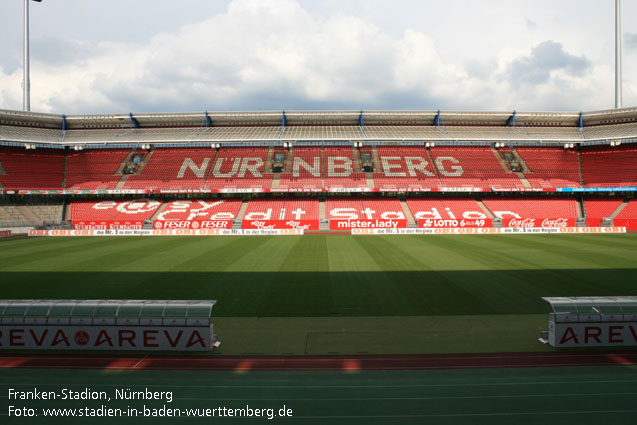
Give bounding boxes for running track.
[1,351,636,372]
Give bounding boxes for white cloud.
[0,0,631,114]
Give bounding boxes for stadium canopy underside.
[1,107,637,147]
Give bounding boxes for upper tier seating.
[70,199,162,222]
[323,146,369,190]
[581,144,637,187]
[374,146,440,190]
[514,147,581,188]
[206,147,272,190]
[0,147,64,190]
[430,146,524,189]
[278,147,323,190]
[124,148,213,191]
[65,148,131,190]
[482,197,579,218]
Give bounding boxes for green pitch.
[1,234,636,354]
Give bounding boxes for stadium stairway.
[609,198,631,219]
[577,147,585,186]
[16,205,42,227]
[371,146,382,171]
[352,146,361,172]
[264,147,274,172]
[114,174,130,190]
[135,150,154,174]
[319,199,330,231]
[203,149,220,187]
[516,172,533,188]
[490,146,511,173]
[115,149,138,174]
[476,198,495,218]
[400,200,417,227]
[365,172,374,188]
[61,150,68,189]
[149,202,169,221]
[426,148,443,185]
[235,199,249,224]
[510,148,531,172]
[271,173,280,189]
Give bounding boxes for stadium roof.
[1,107,636,146]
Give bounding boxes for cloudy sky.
[0,0,635,114]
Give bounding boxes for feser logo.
[153,220,231,230]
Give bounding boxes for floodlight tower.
[615,0,622,109]
[23,0,42,112]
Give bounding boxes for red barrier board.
[330,219,407,230]
[503,217,576,228]
[242,220,319,231]
[0,230,11,238]
[73,221,144,230]
[153,220,232,230]
[418,218,493,228]
[612,219,637,231]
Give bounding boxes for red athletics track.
[0,351,636,372]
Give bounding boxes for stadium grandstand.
[1,107,637,233]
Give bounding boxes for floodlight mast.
[615,0,622,109]
[23,0,42,112]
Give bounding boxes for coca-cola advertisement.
[242,220,319,231]
[419,218,493,228]
[153,220,232,230]
[503,217,575,228]
[73,221,144,230]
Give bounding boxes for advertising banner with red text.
[549,322,637,347]
[73,221,144,230]
[503,217,576,228]
[153,220,232,230]
[0,325,212,351]
[330,219,407,230]
[0,230,11,238]
[419,218,492,228]
[242,220,319,231]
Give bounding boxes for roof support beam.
[62,114,67,132]
[434,110,441,127]
[205,111,213,128]
[579,112,584,129]
[129,112,140,129]
[506,110,517,128]
[282,111,287,128]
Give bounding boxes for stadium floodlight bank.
[0,299,219,351]
[542,296,637,347]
